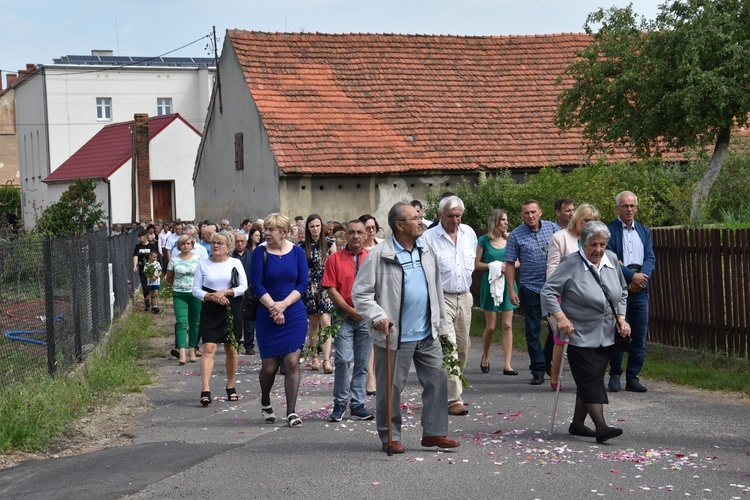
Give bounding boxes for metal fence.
[0,231,137,390]
[650,227,749,358]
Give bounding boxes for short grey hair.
[580,220,611,246]
[616,191,638,207]
[388,202,412,233]
[438,195,465,215]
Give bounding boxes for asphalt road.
[1,309,748,499]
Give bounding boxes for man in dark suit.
[606,191,656,393]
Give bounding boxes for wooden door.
[152,181,173,222]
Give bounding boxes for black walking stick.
[385,322,394,456]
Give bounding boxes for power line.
[1,34,213,76]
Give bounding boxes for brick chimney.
[133,114,151,222]
[6,73,17,88]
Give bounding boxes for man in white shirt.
[422,196,477,416]
[163,221,182,263]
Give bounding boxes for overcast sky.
[1,0,662,78]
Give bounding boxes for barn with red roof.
[194,30,636,223]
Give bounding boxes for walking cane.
[385,322,394,456]
[548,334,570,436]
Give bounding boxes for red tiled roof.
[228,30,632,175]
[45,114,200,182]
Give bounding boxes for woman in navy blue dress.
[251,213,309,428]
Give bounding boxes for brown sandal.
[323,359,333,374]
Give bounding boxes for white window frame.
[96,97,112,121]
[157,97,172,116]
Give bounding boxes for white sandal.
[287,413,302,428]
[262,405,276,424]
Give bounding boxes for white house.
[44,114,200,224]
[13,52,215,228]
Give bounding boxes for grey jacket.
[351,235,447,350]
[541,249,627,348]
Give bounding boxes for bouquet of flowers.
[440,335,468,388]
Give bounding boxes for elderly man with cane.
[352,202,459,454]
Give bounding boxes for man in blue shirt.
[352,202,459,454]
[505,200,557,385]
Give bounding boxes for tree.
[555,0,750,222]
[36,178,105,237]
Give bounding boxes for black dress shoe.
[503,369,518,376]
[596,426,623,443]
[530,374,544,385]
[568,422,597,437]
[480,361,490,373]
[626,379,648,392]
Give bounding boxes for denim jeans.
[332,317,372,407]
[609,290,649,381]
[520,286,545,376]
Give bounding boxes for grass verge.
[0,313,156,452]
[469,307,750,398]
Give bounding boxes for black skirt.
[567,344,613,404]
[199,287,244,344]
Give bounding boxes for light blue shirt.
[393,236,431,342]
[619,218,645,267]
[505,220,556,293]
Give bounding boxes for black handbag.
[580,253,631,353]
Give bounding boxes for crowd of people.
[130,190,654,452]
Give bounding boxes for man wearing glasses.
[422,195,477,416]
[352,202,459,453]
[606,191,656,393]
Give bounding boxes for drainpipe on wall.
[103,177,112,229]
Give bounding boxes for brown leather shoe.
[382,441,405,454]
[448,403,469,416]
[421,436,460,449]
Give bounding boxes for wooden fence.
[650,228,749,358]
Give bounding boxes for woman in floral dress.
[301,214,334,372]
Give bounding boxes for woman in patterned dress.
[165,234,203,364]
[301,214,334,372]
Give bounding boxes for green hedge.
[425,147,750,230]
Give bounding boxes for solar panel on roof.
[67,55,99,62]
[51,54,214,67]
[100,56,132,63]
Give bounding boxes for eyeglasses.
[365,226,376,232]
[618,204,637,210]
[211,241,226,247]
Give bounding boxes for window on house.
[235,133,244,170]
[96,97,112,120]
[157,97,172,116]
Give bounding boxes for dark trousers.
[609,290,649,381]
[520,286,546,376]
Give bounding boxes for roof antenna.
[115,18,120,56]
